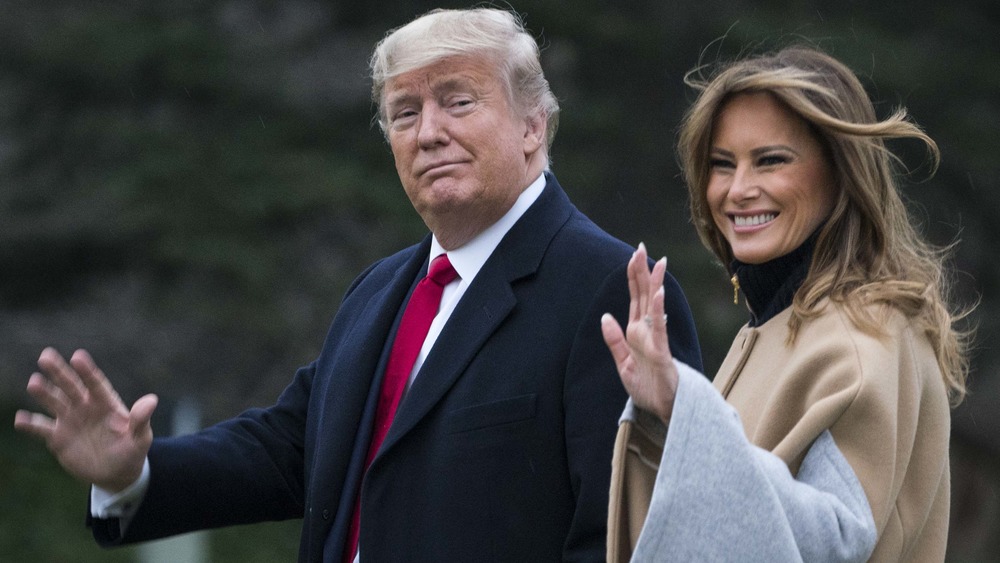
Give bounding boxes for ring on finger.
[643,314,668,327]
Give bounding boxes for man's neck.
[433,163,547,251]
[430,172,547,284]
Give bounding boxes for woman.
[602,46,971,562]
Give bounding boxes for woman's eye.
[758,155,788,166]
[710,158,733,169]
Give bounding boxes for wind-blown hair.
[369,8,560,153]
[678,46,971,405]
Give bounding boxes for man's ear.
[523,111,546,155]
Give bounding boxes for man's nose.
[417,105,449,148]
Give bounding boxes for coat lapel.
[333,239,431,413]
[381,268,518,449]
[374,175,575,460]
[308,239,432,561]
[339,238,431,434]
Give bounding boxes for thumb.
[129,394,159,436]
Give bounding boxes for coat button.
[322,509,331,520]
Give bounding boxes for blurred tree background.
[1,0,997,561]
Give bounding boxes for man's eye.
[449,98,475,110]
[389,110,417,125]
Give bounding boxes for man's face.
[384,55,544,249]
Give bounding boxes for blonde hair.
[678,46,971,405]
[369,8,559,151]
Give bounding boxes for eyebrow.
[752,144,799,156]
[433,76,478,93]
[386,90,416,108]
[710,144,800,158]
[385,76,480,113]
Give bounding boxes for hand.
[13,347,157,492]
[601,243,679,424]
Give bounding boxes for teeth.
[734,214,776,227]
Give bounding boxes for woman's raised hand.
[601,243,679,424]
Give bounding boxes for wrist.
[654,364,679,424]
[97,461,145,494]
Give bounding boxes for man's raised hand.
[13,348,157,492]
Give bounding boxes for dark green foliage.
[2,0,997,560]
[0,407,300,562]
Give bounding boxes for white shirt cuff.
[90,457,150,520]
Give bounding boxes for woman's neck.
[732,232,818,327]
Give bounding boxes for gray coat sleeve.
[625,361,877,562]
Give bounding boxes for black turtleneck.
[731,232,818,327]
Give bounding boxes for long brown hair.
[678,46,971,405]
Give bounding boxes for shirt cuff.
[90,457,150,519]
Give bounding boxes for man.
[14,8,702,562]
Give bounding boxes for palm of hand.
[49,390,151,490]
[14,348,156,492]
[619,319,674,419]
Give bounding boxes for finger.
[600,313,630,372]
[129,394,159,438]
[648,257,666,314]
[70,349,122,407]
[650,257,666,293]
[631,243,651,321]
[652,286,674,362]
[24,372,70,418]
[636,243,651,315]
[13,409,55,441]
[37,347,87,404]
[626,249,642,323]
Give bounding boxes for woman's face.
[706,92,837,264]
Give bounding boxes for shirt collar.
[429,172,546,284]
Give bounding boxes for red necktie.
[344,253,458,562]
